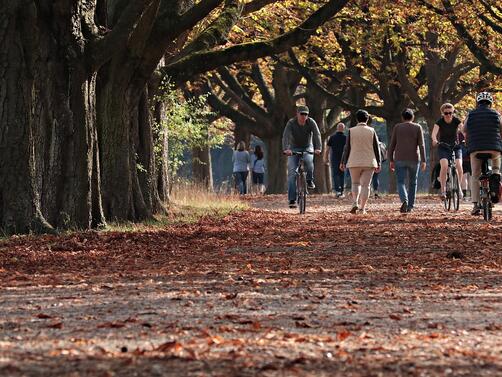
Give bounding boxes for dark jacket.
[465,105,502,153]
[327,132,346,162]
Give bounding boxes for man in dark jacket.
[463,92,502,215]
[325,123,347,197]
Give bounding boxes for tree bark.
[306,82,329,193]
[152,100,170,203]
[97,74,151,222]
[264,134,287,194]
[0,1,52,234]
[234,125,251,148]
[384,116,403,194]
[192,145,213,190]
[1,1,104,232]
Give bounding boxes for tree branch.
[163,0,349,82]
[396,61,429,117]
[155,0,224,41]
[251,63,275,112]
[288,49,354,111]
[203,82,264,137]
[242,0,277,15]
[216,67,270,123]
[174,0,243,63]
[478,0,502,25]
[87,0,155,69]
[441,0,502,75]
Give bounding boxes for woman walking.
[250,145,266,194]
[340,110,381,214]
[232,141,251,194]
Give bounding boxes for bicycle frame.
[438,142,460,211]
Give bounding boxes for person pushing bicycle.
[282,105,322,208]
[462,92,502,215]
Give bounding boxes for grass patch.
[107,181,247,232]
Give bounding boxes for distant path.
[1,195,501,376]
[246,192,495,215]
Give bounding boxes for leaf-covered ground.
[1,195,501,376]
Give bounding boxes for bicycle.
[476,153,495,221]
[437,142,460,211]
[291,151,313,214]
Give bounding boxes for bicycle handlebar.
[290,151,314,155]
[437,141,460,150]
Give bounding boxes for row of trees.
[0,0,348,234]
[1,0,500,234]
[202,0,500,193]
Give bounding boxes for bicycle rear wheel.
[482,197,492,221]
[297,173,307,214]
[451,169,460,211]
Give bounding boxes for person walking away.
[388,108,427,213]
[431,103,464,200]
[250,145,266,194]
[232,141,251,194]
[340,110,381,214]
[463,92,502,215]
[324,123,347,197]
[282,105,322,208]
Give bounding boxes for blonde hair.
[440,103,454,113]
[236,141,246,151]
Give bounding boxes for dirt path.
[1,195,501,376]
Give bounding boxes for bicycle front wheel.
[444,168,452,211]
[297,173,307,214]
[451,169,460,211]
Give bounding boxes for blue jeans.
[234,171,248,194]
[395,161,419,208]
[287,150,314,202]
[330,159,344,193]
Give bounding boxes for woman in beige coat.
[340,110,381,214]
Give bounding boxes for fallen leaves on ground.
[0,195,501,376]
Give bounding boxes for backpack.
[379,141,387,163]
[489,173,501,204]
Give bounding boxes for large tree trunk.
[313,155,330,194]
[137,88,166,214]
[1,1,102,232]
[264,134,286,194]
[192,145,213,190]
[234,125,251,148]
[59,70,100,229]
[0,2,52,234]
[384,116,402,194]
[152,100,169,203]
[307,81,329,193]
[97,71,151,222]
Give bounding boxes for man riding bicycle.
[282,105,322,208]
[431,103,464,200]
[463,92,502,215]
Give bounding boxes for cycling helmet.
[476,92,493,104]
